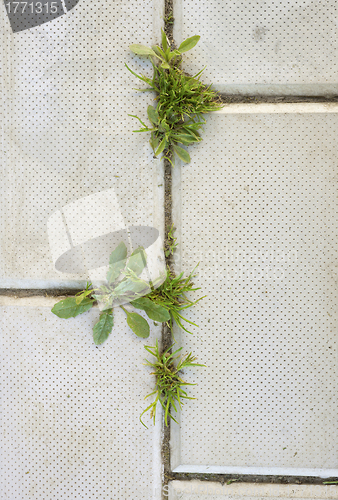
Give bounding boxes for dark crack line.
[0,288,84,297]
[167,472,338,485]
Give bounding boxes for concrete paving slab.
[0,0,164,287]
[0,298,162,499]
[173,0,338,95]
[171,105,338,476]
[169,481,338,500]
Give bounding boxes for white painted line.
[0,296,100,307]
[170,481,338,499]
[0,296,61,307]
[0,279,88,290]
[213,83,338,96]
[215,103,338,114]
[172,465,338,478]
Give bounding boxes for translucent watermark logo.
[47,188,166,309]
[171,244,298,283]
[4,0,80,32]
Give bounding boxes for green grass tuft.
[147,265,205,334]
[126,29,223,164]
[140,340,205,427]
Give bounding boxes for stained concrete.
[173,0,338,96]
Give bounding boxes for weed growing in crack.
[126,29,223,164]
[51,241,203,340]
[140,340,205,427]
[51,233,206,426]
[146,265,204,335]
[163,11,174,25]
[164,224,178,257]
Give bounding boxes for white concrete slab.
[169,481,338,500]
[0,298,163,499]
[171,105,338,475]
[173,0,338,95]
[0,0,164,286]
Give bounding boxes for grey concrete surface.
[0,1,165,499]
[0,298,163,500]
[173,0,338,95]
[171,105,338,475]
[169,481,338,500]
[0,0,164,287]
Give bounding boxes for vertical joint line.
[161,3,175,498]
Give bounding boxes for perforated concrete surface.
[2,0,338,495]
[173,0,338,95]
[168,482,338,500]
[0,298,162,500]
[0,1,165,498]
[0,0,164,288]
[171,105,338,476]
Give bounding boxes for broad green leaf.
[130,297,154,310]
[161,28,168,51]
[107,242,128,284]
[126,248,147,275]
[151,45,167,61]
[98,284,111,295]
[109,241,127,265]
[182,128,201,140]
[172,144,191,163]
[155,136,167,156]
[126,312,150,338]
[168,49,181,60]
[93,310,114,345]
[158,119,170,133]
[177,35,200,53]
[131,297,170,322]
[51,297,93,319]
[114,278,150,297]
[151,45,163,57]
[182,122,204,131]
[171,133,200,145]
[94,292,114,311]
[167,112,179,124]
[107,261,127,284]
[147,105,159,125]
[161,61,170,69]
[75,289,93,305]
[130,44,157,57]
[150,132,160,152]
